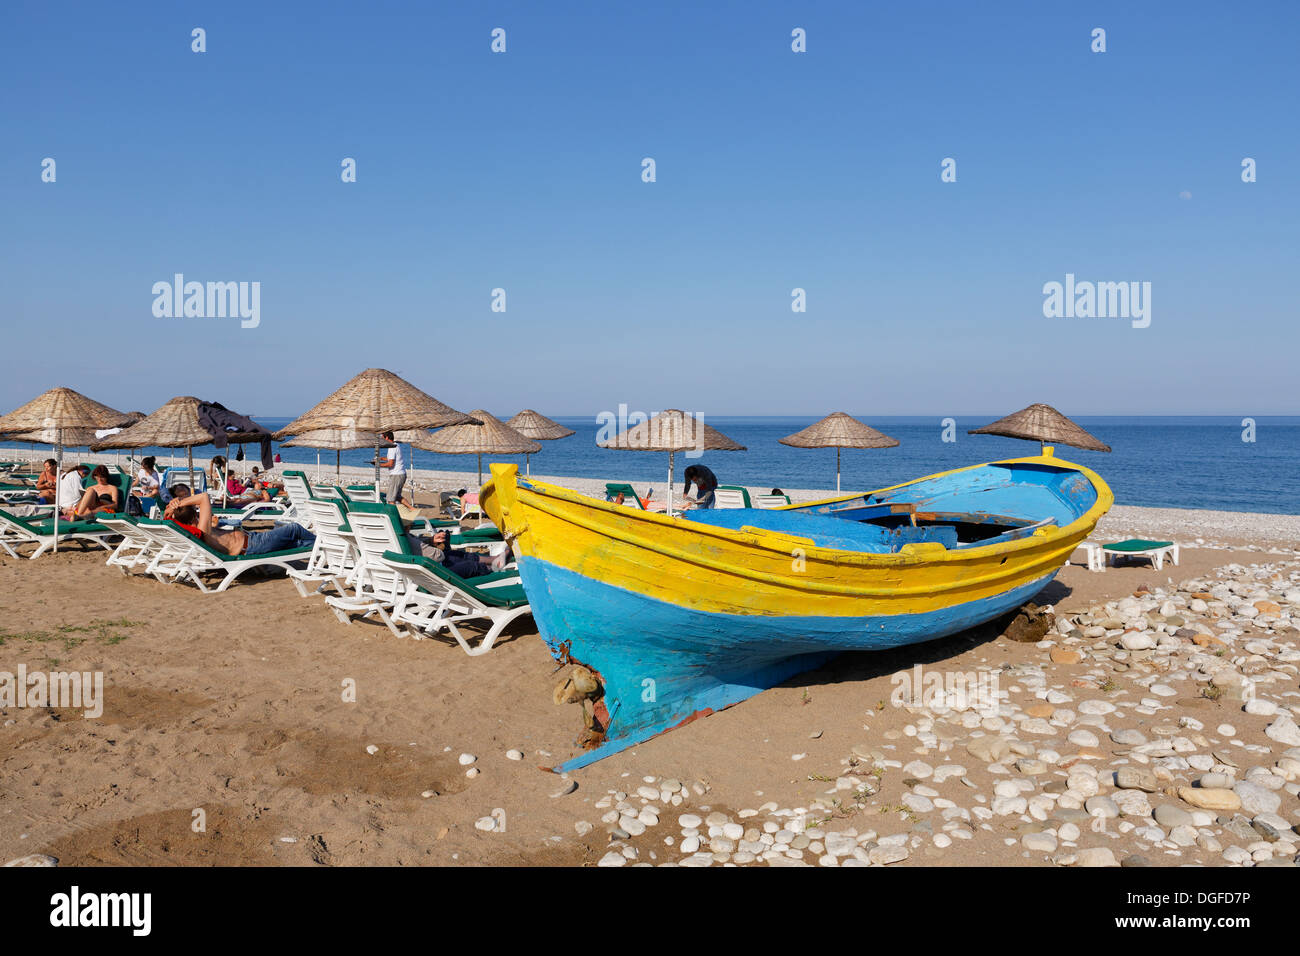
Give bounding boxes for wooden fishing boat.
[481,449,1112,771]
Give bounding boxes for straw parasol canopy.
[92,396,271,501]
[506,409,575,476]
[0,387,133,435]
[5,427,99,446]
[273,368,476,484]
[507,410,575,441]
[597,410,745,513]
[274,368,473,435]
[281,426,394,451]
[779,412,899,494]
[281,426,395,481]
[411,410,540,487]
[92,396,267,451]
[0,387,134,552]
[968,403,1111,453]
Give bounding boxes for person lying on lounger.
[63,465,121,520]
[164,485,315,556]
[225,470,273,504]
[408,528,509,578]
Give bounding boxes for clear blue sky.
[2,1,1296,418]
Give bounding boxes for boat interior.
[684,462,1097,554]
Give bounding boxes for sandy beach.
[2,487,1297,868]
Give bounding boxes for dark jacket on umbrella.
[196,402,273,469]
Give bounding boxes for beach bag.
[126,494,144,517]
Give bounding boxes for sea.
[5,416,1298,516]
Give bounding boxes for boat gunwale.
[494,454,1112,601]
[506,453,1111,565]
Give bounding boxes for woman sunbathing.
[133,456,161,500]
[34,459,58,503]
[63,465,120,520]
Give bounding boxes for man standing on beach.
[377,430,409,508]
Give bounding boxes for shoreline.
[5,449,1298,546]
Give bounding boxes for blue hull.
[522,556,1055,772]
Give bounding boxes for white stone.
[868,846,909,865]
[1265,715,1300,747]
[1023,832,1058,852]
[1068,729,1100,748]
[1075,847,1119,867]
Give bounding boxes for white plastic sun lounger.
[380,552,530,656]
[97,515,161,574]
[289,497,357,598]
[1100,539,1180,570]
[0,508,117,560]
[323,502,414,636]
[135,519,313,593]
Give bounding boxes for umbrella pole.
[187,447,194,495]
[336,450,340,482]
[837,446,841,494]
[477,452,483,489]
[53,429,63,553]
[374,439,381,497]
[526,452,530,477]
[668,451,674,516]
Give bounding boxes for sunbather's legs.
[244,522,316,555]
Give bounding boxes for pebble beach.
[2,462,1298,869]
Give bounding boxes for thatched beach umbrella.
[273,368,476,485]
[0,387,134,551]
[281,426,395,482]
[93,396,271,504]
[598,410,745,514]
[968,403,1111,453]
[410,410,540,488]
[779,412,899,494]
[6,426,104,448]
[5,425,135,468]
[506,409,575,476]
